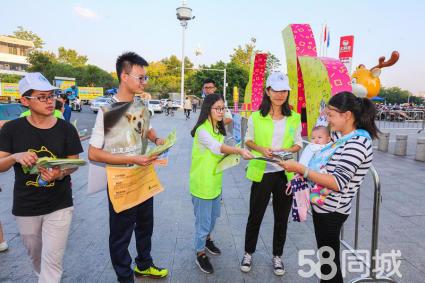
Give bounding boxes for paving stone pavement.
[1,111,424,283]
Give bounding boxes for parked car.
[90,97,111,113]
[148,100,163,113]
[0,103,25,129]
[172,100,182,109]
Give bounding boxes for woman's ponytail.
[355,97,380,139]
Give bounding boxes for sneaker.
[134,265,168,279]
[272,256,285,276]
[0,241,8,252]
[196,253,214,274]
[240,253,252,273]
[206,239,221,255]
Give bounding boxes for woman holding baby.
[280,91,379,283]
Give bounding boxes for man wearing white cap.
[0,72,83,283]
[240,72,302,276]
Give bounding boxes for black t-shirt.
[0,117,83,216]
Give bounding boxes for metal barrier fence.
[376,110,425,133]
[341,165,397,283]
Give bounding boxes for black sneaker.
[240,253,252,273]
[206,239,221,255]
[272,256,285,276]
[196,253,214,274]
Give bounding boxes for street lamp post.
[223,68,227,105]
[176,1,194,108]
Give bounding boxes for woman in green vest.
[240,72,302,276]
[190,93,252,274]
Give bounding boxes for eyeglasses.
[212,107,225,113]
[204,86,216,90]
[26,95,56,103]
[127,73,149,83]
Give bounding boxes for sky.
[1,0,424,93]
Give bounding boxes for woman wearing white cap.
[240,72,302,276]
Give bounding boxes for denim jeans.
[192,194,221,253]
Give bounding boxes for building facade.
[0,35,34,75]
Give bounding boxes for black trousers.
[244,171,292,256]
[184,109,191,118]
[312,210,348,283]
[108,196,154,281]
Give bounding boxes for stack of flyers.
[252,151,293,164]
[215,154,240,173]
[22,157,87,174]
[146,130,176,157]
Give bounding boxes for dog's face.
[125,109,147,136]
[126,111,145,135]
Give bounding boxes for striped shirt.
[312,132,373,215]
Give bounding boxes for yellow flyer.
[106,164,164,213]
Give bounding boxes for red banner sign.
[339,35,354,59]
[251,53,268,111]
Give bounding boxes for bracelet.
[303,167,309,179]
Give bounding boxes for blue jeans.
[192,195,221,253]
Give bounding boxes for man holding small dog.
[88,52,168,283]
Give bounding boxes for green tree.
[12,26,44,49]
[57,47,88,67]
[0,74,22,83]
[379,87,411,104]
[27,51,60,80]
[229,41,255,73]
[265,53,281,76]
[27,50,116,88]
[74,65,116,88]
[28,50,57,65]
[226,62,250,103]
[186,61,249,104]
[228,39,281,100]
[144,56,195,97]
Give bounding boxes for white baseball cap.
[266,72,291,91]
[18,72,58,96]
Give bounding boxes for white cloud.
[73,5,100,20]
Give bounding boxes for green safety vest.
[189,120,224,199]
[20,109,64,119]
[246,110,301,182]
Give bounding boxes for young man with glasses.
[88,52,168,283]
[20,91,64,119]
[0,72,83,283]
[202,79,233,125]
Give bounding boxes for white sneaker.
[272,256,285,276]
[240,253,252,273]
[0,241,8,252]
